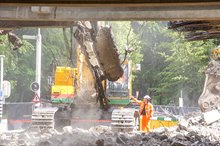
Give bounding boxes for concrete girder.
[0,20,77,29]
[1,0,220,5]
[1,4,220,23]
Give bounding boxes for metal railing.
[153,105,200,118]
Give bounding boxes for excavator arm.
[73,21,123,109]
[199,47,220,112]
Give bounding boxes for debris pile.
[0,112,220,146]
[176,111,220,144]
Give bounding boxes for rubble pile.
[0,112,220,146]
[178,113,220,142]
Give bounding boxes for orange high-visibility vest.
[133,98,154,119]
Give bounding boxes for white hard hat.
[143,95,151,101]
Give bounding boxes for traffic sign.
[32,93,40,102]
[30,82,39,92]
[3,80,11,98]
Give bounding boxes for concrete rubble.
[0,112,220,146]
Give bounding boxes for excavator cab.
[106,60,132,106]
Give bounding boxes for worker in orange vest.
[131,95,154,132]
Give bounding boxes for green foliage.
[40,28,74,99]
[0,34,35,102]
[109,21,144,85]
[132,22,169,101]
[109,21,143,64]
[158,34,215,106]
[0,28,71,102]
[132,21,216,106]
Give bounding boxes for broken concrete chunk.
[203,110,220,125]
[171,140,189,146]
[159,135,168,141]
[178,119,189,130]
[96,139,104,146]
[160,141,171,146]
[116,136,125,144]
[63,126,73,134]
[38,141,52,146]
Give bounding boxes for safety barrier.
[150,116,179,130]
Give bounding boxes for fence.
[153,105,200,118]
[1,102,200,130]
[4,102,33,130]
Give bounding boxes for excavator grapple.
[199,60,220,112]
[95,27,123,81]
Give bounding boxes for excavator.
[35,57,139,131]
[31,21,137,130]
[31,20,140,131]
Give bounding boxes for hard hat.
[143,95,151,101]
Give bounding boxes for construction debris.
[0,30,23,50]
[203,110,220,125]
[0,112,220,146]
[168,20,220,40]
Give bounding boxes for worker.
[131,95,154,132]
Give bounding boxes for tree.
[109,21,143,64]
[132,21,216,106]
[0,32,35,102]
[0,27,73,102]
[157,33,215,106]
[131,22,169,101]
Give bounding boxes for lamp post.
[23,28,42,99]
[179,90,183,107]
[0,55,4,91]
[0,55,4,121]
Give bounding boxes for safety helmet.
[143,95,151,101]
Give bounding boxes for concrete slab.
[203,110,220,125]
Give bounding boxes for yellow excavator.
[31,21,126,129]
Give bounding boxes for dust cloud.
[70,86,111,129]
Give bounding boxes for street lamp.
[0,55,4,91]
[0,55,4,121]
[23,28,42,99]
